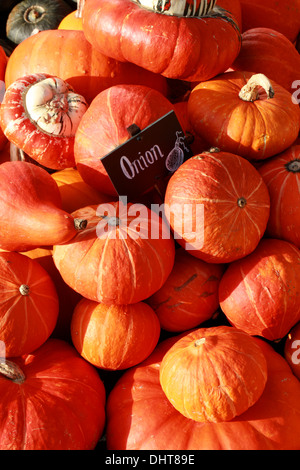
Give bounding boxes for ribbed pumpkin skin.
[164,151,270,263]
[21,247,81,342]
[74,84,175,195]
[71,298,161,370]
[258,145,300,249]
[239,0,300,43]
[81,0,241,82]
[53,202,175,305]
[4,29,168,104]
[0,251,59,357]
[0,339,106,450]
[219,239,300,341]
[106,335,300,450]
[159,326,268,422]
[230,28,300,96]
[147,248,224,332]
[0,161,80,252]
[284,321,300,380]
[187,71,300,161]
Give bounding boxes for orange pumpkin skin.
[74,84,175,196]
[106,335,300,450]
[219,239,300,341]
[187,71,300,161]
[159,326,268,422]
[51,168,114,214]
[4,29,168,104]
[258,145,300,249]
[81,0,241,82]
[71,298,161,370]
[230,28,300,97]
[53,202,175,305]
[0,161,85,252]
[21,247,81,342]
[0,251,59,357]
[284,321,300,380]
[148,248,224,332]
[239,0,300,43]
[0,338,106,450]
[164,150,270,263]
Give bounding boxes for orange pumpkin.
[53,201,175,305]
[71,298,161,370]
[51,168,114,214]
[106,334,300,450]
[258,144,300,249]
[188,71,300,161]
[4,29,168,104]
[159,326,268,422]
[0,251,59,357]
[219,238,300,341]
[147,248,224,332]
[0,338,106,450]
[58,10,83,30]
[164,149,270,263]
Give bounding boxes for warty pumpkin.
[0,73,88,170]
[0,161,87,252]
[81,0,241,82]
[0,338,106,450]
[106,333,300,450]
[219,238,300,341]
[188,71,300,161]
[258,145,300,249]
[71,298,161,370]
[164,148,270,263]
[0,251,59,357]
[52,201,176,305]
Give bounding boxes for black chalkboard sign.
[100,111,193,199]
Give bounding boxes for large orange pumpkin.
[81,0,241,82]
[71,298,161,370]
[219,238,300,341]
[106,334,300,450]
[4,29,168,104]
[230,28,300,97]
[188,71,300,161]
[258,145,300,249]
[239,0,300,43]
[164,149,270,263]
[159,326,268,423]
[74,84,175,196]
[147,247,224,332]
[53,201,175,305]
[0,338,106,450]
[0,251,59,357]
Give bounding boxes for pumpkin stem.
[0,359,26,384]
[286,160,300,173]
[76,0,85,18]
[239,74,275,102]
[194,338,206,347]
[237,197,247,208]
[74,218,88,231]
[19,284,30,296]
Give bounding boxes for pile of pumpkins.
[0,0,300,451]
